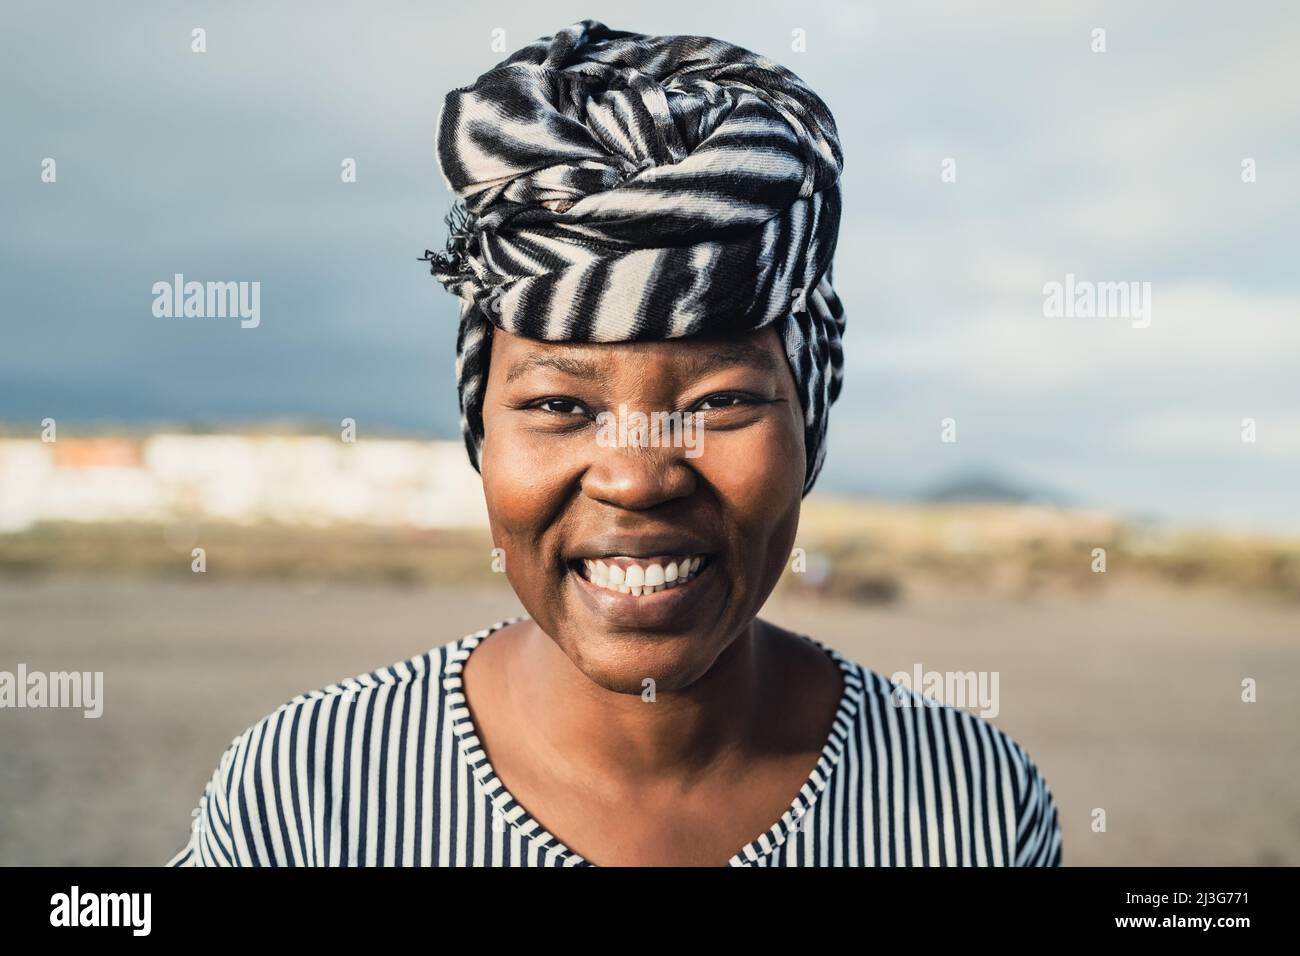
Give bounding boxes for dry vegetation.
[2,499,1296,604]
[792,497,1300,603]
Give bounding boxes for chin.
[556,625,724,696]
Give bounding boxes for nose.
[581,443,698,511]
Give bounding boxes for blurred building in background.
[0,435,489,531]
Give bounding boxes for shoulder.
[821,647,1063,867]
[167,617,519,866]
[224,626,464,766]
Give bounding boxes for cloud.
[1,0,1296,529]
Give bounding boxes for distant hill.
[921,472,1068,506]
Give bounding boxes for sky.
[1,0,1297,530]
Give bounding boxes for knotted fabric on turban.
[423,18,847,496]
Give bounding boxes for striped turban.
[423,18,847,496]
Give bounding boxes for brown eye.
[695,393,752,411]
[535,397,588,416]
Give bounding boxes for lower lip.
[567,559,716,628]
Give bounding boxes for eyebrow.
[503,340,779,385]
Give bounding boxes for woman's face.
[479,323,806,694]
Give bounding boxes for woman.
[168,19,1061,867]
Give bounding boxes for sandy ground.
[0,576,1296,866]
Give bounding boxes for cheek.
[483,436,542,530]
[479,427,585,633]
[479,420,580,558]
[712,404,804,496]
[700,419,804,564]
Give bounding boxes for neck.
[505,618,769,784]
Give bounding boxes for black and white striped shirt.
[168,617,1062,866]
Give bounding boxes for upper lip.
[567,532,715,561]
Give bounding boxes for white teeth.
[578,555,707,596]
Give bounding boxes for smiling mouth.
[569,554,712,597]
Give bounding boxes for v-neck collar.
[441,615,866,866]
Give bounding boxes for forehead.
[493,324,787,386]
